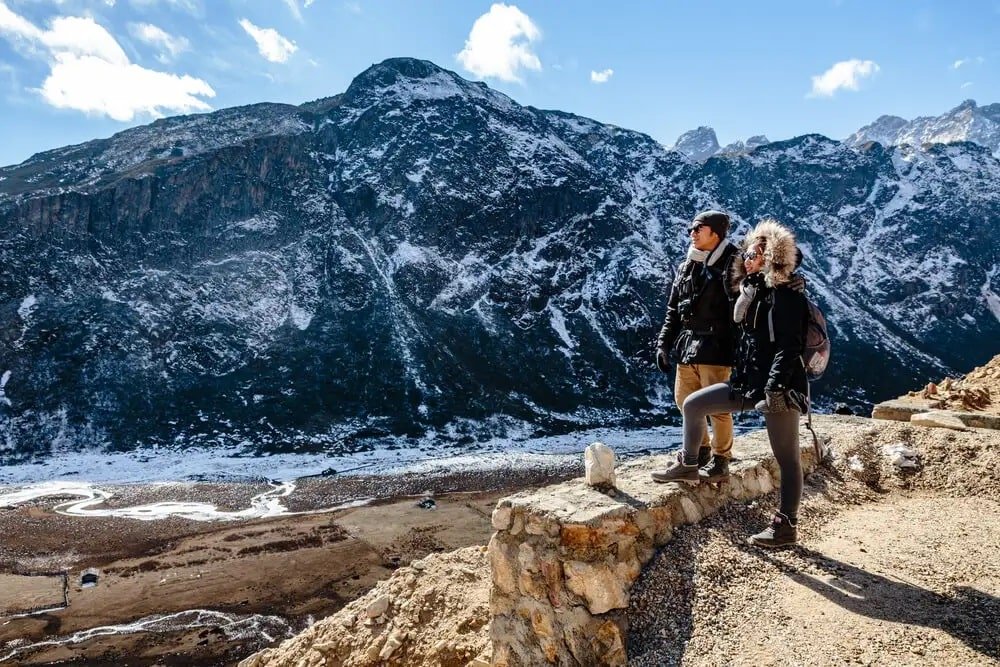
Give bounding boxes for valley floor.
[0,465,579,666]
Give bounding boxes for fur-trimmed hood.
[730,218,799,289]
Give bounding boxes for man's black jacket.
[656,241,739,367]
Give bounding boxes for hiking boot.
[699,455,730,482]
[748,512,798,548]
[651,452,700,485]
[697,446,712,468]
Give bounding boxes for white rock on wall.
[585,442,616,487]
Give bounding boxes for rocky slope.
[0,57,998,461]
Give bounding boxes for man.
[653,210,739,481]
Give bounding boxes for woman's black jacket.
[730,277,809,402]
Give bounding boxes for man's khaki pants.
[674,364,733,458]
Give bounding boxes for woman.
[652,218,809,547]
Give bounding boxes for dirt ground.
[4,358,999,666]
[629,418,1000,666]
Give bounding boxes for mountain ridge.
[1,57,997,462]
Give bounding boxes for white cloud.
[343,1,361,13]
[590,68,613,83]
[281,0,317,21]
[129,0,200,14]
[961,81,974,89]
[809,58,879,97]
[41,53,213,120]
[129,0,203,16]
[129,22,189,62]
[282,0,302,22]
[0,2,214,120]
[456,3,540,83]
[953,56,984,69]
[239,18,297,63]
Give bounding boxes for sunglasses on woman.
[742,249,762,261]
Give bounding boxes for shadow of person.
[744,545,999,661]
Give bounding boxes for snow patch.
[0,480,370,522]
[548,305,575,358]
[983,265,1000,324]
[17,295,37,319]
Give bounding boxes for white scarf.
[686,246,710,263]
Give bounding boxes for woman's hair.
[739,218,798,287]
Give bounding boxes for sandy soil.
[0,464,579,666]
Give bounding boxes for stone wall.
[487,424,824,666]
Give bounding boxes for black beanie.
[692,210,730,240]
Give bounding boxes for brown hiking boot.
[651,452,700,485]
[748,512,798,548]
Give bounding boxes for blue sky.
[1,0,998,167]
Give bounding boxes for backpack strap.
[765,288,777,343]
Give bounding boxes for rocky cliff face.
[1,58,998,462]
[671,126,720,160]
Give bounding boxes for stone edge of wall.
[486,426,822,666]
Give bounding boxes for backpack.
[802,298,831,381]
[765,293,831,381]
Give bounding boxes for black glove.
[655,348,671,374]
[755,390,791,413]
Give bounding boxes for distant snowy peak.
[845,115,908,148]
[672,126,720,161]
[847,99,1000,155]
[720,134,770,154]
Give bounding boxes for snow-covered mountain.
[846,99,1000,155]
[720,135,770,155]
[673,130,770,159]
[671,126,720,160]
[1,58,998,462]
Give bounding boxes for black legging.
[681,382,802,520]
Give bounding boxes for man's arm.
[656,269,682,354]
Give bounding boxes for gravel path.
[629,432,1000,666]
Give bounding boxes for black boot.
[697,446,712,467]
[748,512,797,548]
[699,455,730,482]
